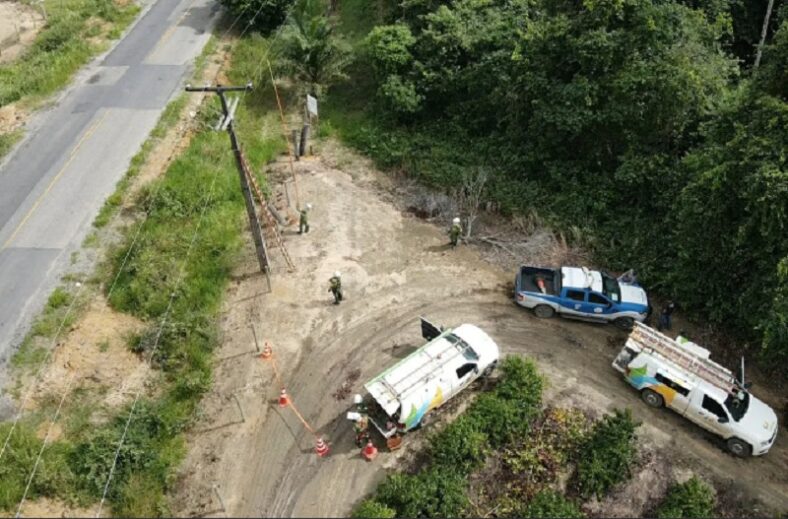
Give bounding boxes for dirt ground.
[0,2,44,64]
[170,141,788,517]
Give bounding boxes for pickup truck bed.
[517,266,559,295]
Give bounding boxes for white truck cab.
[358,318,499,440]
[613,323,778,457]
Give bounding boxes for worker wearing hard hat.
[329,271,343,304]
[299,203,312,234]
[448,217,462,248]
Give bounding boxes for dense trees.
[218,0,294,34]
[347,0,787,368]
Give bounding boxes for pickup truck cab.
[514,265,649,330]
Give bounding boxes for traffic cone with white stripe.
[362,440,378,461]
[278,388,289,408]
[315,437,330,457]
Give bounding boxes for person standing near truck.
[329,271,343,304]
[448,217,462,248]
[657,300,676,331]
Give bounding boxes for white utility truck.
[357,318,499,445]
[613,322,778,457]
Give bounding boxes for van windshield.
[445,333,479,361]
[724,391,749,422]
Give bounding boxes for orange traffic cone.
[278,388,289,408]
[259,342,272,360]
[362,440,378,461]
[315,437,330,457]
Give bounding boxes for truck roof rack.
[628,322,739,396]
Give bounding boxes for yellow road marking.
[1,111,109,250]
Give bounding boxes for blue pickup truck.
[514,266,650,330]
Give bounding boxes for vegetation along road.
[0,0,219,379]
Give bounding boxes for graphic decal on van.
[626,365,677,405]
[404,387,444,429]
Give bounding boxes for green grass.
[93,94,189,228]
[0,0,139,108]
[79,37,284,514]
[1,31,284,515]
[11,285,88,374]
[0,129,23,160]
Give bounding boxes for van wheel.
[614,317,635,331]
[727,437,752,457]
[534,305,555,319]
[641,389,664,408]
[482,361,498,378]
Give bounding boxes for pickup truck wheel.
[533,305,555,319]
[727,437,752,457]
[614,317,635,331]
[641,389,664,408]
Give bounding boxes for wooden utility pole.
[185,83,269,274]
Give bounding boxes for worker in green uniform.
[299,203,312,234]
[329,271,343,304]
[449,217,462,248]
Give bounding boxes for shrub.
[521,490,584,518]
[429,415,487,472]
[575,409,639,499]
[656,477,716,518]
[47,287,71,310]
[0,423,78,511]
[375,468,468,518]
[352,499,397,518]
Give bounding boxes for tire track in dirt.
[172,145,788,518]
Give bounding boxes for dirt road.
[172,143,788,517]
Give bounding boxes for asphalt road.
[0,0,220,380]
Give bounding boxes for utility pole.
[185,83,269,275]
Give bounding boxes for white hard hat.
[334,271,341,278]
[353,394,363,405]
[453,217,461,224]
[306,203,312,210]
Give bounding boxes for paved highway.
[0,0,220,383]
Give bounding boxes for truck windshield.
[445,333,479,361]
[601,273,621,303]
[724,391,750,422]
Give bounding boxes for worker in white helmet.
[328,271,343,304]
[448,217,462,248]
[299,203,312,234]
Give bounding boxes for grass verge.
[0,0,139,108]
[0,129,23,161]
[1,33,285,516]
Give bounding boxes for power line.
[6,5,265,516]
[93,7,284,517]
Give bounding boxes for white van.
[613,322,778,457]
[360,318,499,439]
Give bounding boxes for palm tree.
[274,0,352,98]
